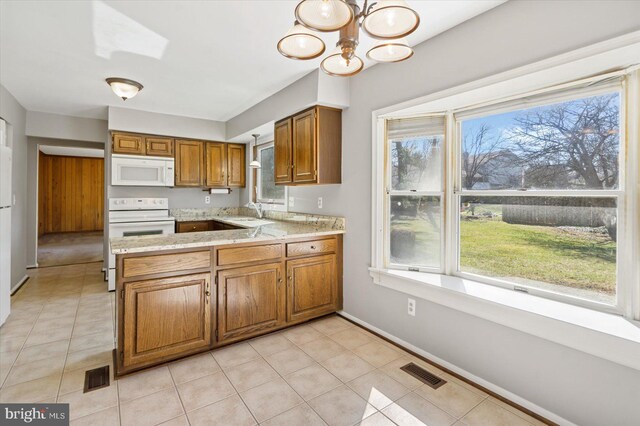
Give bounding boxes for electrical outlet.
[408,298,416,316]
[317,197,323,209]
[289,196,295,207]
[205,195,211,204]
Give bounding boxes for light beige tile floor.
[0,262,546,426]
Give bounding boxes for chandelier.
[278,0,419,77]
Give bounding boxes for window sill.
[369,267,640,371]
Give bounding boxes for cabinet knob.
[310,245,316,250]
[288,276,292,280]
[205,291,210,296]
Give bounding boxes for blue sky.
[461,92,620,152]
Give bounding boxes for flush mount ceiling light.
[105,77,143,100]
[279,0,419,77]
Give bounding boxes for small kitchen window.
[254,143,286,208]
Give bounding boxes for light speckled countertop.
[110,210,345,255]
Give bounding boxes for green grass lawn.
[460,219,616,295]
[391,212,616,297]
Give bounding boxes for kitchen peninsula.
[110,210,344,376]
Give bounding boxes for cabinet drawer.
[287,239,336,257]
[123,251,211,278]
[217,244,282,266]
[177,221,211,233]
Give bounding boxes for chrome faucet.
[246,202,264,219]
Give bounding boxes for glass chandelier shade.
[295,0,354,32]
[362,0,420,39]
[366,38,413,62]
[320,50,364,76]
[277,21,326,59]
[105,78,143,100]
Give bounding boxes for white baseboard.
[26,264,38,269]
[338,310,574,426]
[10,275,29,295]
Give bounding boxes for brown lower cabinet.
[217,263,285,342]
[122,273,211,369]
[287,254,337,323]
[115,235,342,376]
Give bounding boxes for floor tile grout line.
[278,323,387,426]
[166,357,189,421]
[215,360,260,425]
[0,289,45,389]
[55,272,84,404]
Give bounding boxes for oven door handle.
[109,220,175,229]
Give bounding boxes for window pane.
[460,92,620,190]
[459,196,617,304]
[390,196,441,268]
[391,136,442,191]
[258,147,285,203]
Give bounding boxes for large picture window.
[456,89,622,305]
[381,81,630,312]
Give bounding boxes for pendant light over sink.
[278,0,419,77]
[249,134,262,169]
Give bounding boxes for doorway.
[37,147,104,267]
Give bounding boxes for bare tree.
[462,124,505,189]
[510,94,619,189]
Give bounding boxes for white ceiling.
[0,1,503,122]
[39,146,104,158]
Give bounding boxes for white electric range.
[107,197,175,291]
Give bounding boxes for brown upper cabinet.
[145,136,174,157]
[226,144,246,187]
[112,131,246,188]
[112,133,145,155]
[112,132,174,157]
[274,106,342,186]
[204,142,245,188]
[175,140,204,187]
[205,142,226,187]
[274,119,293,184]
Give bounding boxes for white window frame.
[384,115,446,274]
[448,82,627,315]
[371,37,640,326]
[253,142,287,211]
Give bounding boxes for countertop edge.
[112,229,345,255]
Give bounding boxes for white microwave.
[111,154,174,187]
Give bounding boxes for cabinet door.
[227,143,246,187]
[205,142,227,187]
[177,221,211,233]
[113,133,145,155]
[217,263,285,342]
[146,137,174,157]
[175,140,204,187]
[292,109,317,183]
[123,273,212,368]
[274,118,293,184]
[287,254,337,322]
